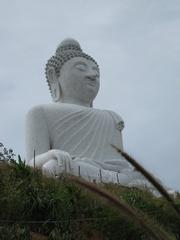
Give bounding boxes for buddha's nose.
[86,71,99,81]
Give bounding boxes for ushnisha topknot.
[45,38,99,93]
[55,38,82,55]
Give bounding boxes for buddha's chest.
[47,109,123,160]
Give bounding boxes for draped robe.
[26,103,146,185]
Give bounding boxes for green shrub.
[0,158,179,239]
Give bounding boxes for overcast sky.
[0,0,180,190]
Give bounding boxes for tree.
[0,142,15,161]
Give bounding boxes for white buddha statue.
[25,39,152,187]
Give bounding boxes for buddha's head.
[45,38,100,107]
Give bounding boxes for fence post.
[78,166,81,177]
[64,160,67,175]
[68,160,72,173]
[99,169,102,183]
[116,173,119,184]
[33,149,36,168]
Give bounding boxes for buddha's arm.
[25,106,51,165]
[26,106,72,168]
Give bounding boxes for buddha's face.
[59,57,100,105]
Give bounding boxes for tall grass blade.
[111,144,180,218]
[69,176,175,240]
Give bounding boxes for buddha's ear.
[47,67,61,102]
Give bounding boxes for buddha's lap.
[41,158,145,185]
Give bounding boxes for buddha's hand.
[29,149,72,175]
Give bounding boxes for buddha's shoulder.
[27,104,51,116]
[103,109,124,123]
[26,103,84,118]
[102,109,125,130]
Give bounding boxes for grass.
[0,159,180,240]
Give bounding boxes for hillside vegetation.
[0,158,180,240]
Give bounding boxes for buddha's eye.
[75,63,87,71]
[92,68,100,76]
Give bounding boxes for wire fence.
[0,217,123,224]
[0,207,167,225]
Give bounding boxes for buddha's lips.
[87,82,96,87]
[86,76,97,86]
